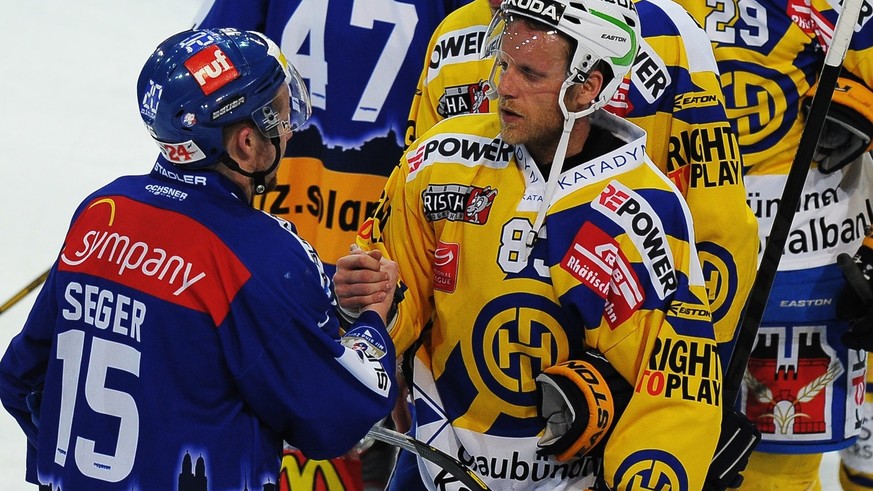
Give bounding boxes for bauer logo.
[212,95,245,120]
[504,0,565,24]
[184,45,239,95]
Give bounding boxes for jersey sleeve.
[610,0,759,347]
[549,177,722,491]
[406,27,445,147]
[0,265,62,484]
[215,231,398,460]
[357,147,437,354]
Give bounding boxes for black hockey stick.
[0,269,50,316]
[723,0,865,405]
[367,424,491,490]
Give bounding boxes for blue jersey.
[0,158,397,489]
[196,0,471,265]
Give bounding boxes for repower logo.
[592,180,678,299]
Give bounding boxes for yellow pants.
[739,452,822,491]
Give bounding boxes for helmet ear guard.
[802,76,873,174]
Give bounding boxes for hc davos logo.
[613,449,687,490]
[471,293,573,407]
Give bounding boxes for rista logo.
[504,0,566,24]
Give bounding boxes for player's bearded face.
[494,21,569,150]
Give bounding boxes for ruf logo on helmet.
[184,46,240,96]
[503,0,566,23]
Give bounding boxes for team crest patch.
[743,325,843,439]
[437,81,491,118]
[341,326,388,360]
[433,241,459,293]
[422,184,498,224]
[613,449,688,490]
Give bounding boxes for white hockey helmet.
[483,0,640,115]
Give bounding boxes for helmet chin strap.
[520,78,597,263]
[220,137,283,204]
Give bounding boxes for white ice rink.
[0,0,845,489]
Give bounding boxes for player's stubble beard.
[498,97,565,164]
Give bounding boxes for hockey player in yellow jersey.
[336,0,732,489]
[671,0,873,488]
[406,0,758,365]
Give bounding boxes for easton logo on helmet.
[184,46,239,96]
[503,0,566,24]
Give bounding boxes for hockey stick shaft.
[723,0,865,405]
[0,269,50,317]
[367,425,491,490]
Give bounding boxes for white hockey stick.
[723,0,866,404]
[367,424,491,490]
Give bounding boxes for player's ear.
[225,123,260,167]
[566,70,603,112]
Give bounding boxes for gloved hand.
[801,75,873,174]
[26,389,42,429]
[837,228,873,350]
[703,406,761,491]
[535,350,632,461]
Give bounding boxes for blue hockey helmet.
[137,28,311,168]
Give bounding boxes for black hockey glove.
[26,389,42,429]
[535,350,632,461]
[837,229,873,350]
[801,75,873,174]
[704,406,761,491]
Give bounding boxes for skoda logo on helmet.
[504,0,566,24]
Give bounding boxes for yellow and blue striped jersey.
[406,0,758,351]
[360,111,722,490]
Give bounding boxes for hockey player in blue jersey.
[0,28,399,490]
[193,3,472,488]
